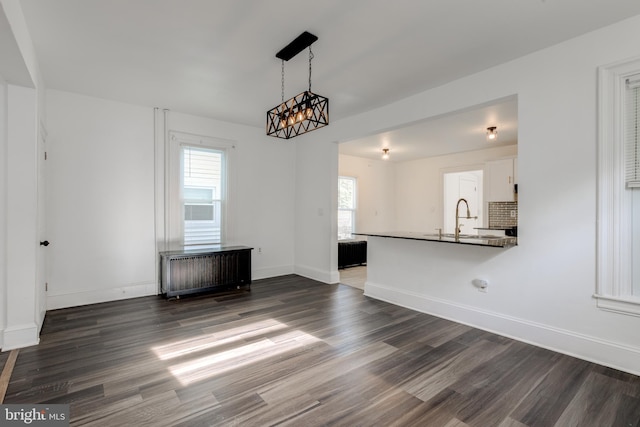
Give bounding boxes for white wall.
[45,91,156,309]
[45,90,297,309]
[294,139,339,283]
[294,15,640,375]
[338,154,396,234]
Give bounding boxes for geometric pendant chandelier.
[266,31,329,139]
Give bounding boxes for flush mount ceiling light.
[486,126,498,141]
[266,31,329,140]
[382,148,390,160]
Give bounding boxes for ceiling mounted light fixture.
[382,148,390,160]
[266,31,329,139]
[486,126,498,141]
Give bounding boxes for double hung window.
[338,176,357,240]
[167,132,233,248]
[182,146,224,245]
[596,60,640,315]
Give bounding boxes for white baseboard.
[294,264,339,284]
[252,265,294,281]
[365,281,640,376]
[2,322,40,351]
[47,281,158,310]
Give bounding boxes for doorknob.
[40,240,50,247]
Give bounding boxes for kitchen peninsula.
[352,230,519,334]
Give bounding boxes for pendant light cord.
[281,59,285,104]
[308,46,314,92]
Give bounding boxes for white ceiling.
[340,96,518,162]
[14,0,640,142]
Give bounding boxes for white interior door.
[458,176,479,235]
[443,170,483,234]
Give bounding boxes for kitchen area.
[338,96,518,300]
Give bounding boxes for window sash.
[338,209,355,240]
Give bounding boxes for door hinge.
[44,152,48,160]
[45,282,48,291]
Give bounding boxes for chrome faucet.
[455,198,478,240]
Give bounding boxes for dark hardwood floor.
[5,275,640,426]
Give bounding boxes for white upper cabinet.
[486,158,517,202]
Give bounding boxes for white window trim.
[596,56,640,316]
[165,130,235,249]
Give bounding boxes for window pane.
[338,177,355,209]
[184,187,213,203]
[184,202,221,245]
[338,210,354,240]
[184,205,214,221]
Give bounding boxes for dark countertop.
[475,226,518,237]
[353,231,517,248]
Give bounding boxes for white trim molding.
[593,293,640,317]
[2,322,40,351]
[294,264,339,284]
[596,55,640,315]
[47,281,157,311]
[253,265,295,281]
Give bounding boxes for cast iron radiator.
[160,246,252,297]
[338,240,367,269]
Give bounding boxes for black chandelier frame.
[266,32,329,139]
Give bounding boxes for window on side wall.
[338,176,357,240]
[596,58,640,316]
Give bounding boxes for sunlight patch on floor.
[152,319,288,360]
[153,319,323,386]
[168,329,321,386]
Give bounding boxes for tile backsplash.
[488,201,518,228]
